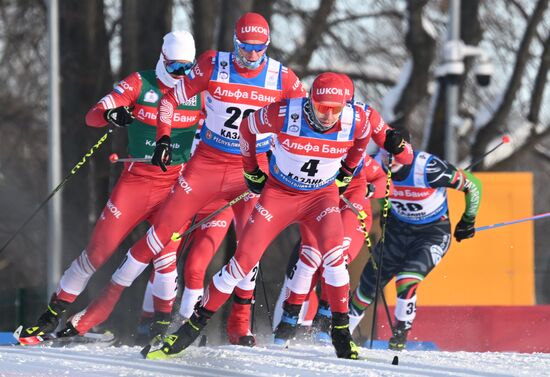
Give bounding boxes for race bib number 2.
[224,107,255,129]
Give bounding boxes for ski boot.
[331,312,359,359]
[146,307,213,360]
[227,295,255,346]
[388,320,411,351]
[140,312,172,357]
[273,303,301,346]
[311,300,332,344]
[18,299,69,345]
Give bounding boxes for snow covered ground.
[1,340,549,377]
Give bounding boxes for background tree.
[1,0,549,339]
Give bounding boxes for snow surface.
[1,339,549,377]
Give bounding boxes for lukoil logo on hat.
[311,72,353,104]
[235,12,270,43]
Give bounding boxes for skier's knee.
[111,251,148,287]
[212,258,244,294]
[235,264,258,292]
[322,263,349,287]
[153,251,177,274]
[298,245,322,269]
[152,269,178,301]
[58,250,96,296]
[395,273,423,299]
[287,260,317,294]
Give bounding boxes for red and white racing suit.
[282,102,412,311]
[198,97,373,320]
[106,50,306,342]
[60,71,232,335]
[272,158,391,327]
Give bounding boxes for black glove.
[383,129,406,154]
[366,182,376,198]
[244,166,268,194]
[151,135,172,172]
[104,106,134,128]
[335,163,355,195]
[454,215,476,242]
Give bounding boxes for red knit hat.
[235,12,270,43]
[311,72,354,104]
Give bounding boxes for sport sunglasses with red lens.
[312,101,345,114]
[165,61,194,76]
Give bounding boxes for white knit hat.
[162,31,195,61]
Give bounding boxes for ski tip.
[392,355,399,365]
[140,345,152,358]
[14,326,46,346]
[13,325,22,341]
[198,335,207,347]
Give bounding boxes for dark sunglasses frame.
[165,60,194,76]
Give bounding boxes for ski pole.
[340,194,371,247]
[475,212,550,232]
[171,190,251,241]
[258,263,273,325]
[340,193,394,333]
[250,263,274,332]
[465,135,510,170]
[0,128,114,255]
[370,154,393,349]
[109,153,149,163]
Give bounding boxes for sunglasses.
[312,101,344,114]
[235,38,269,53]
[165,60,194,76]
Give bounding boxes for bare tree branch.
[286,0,336,68]
[253,0,275,21]
[192,0,219,52]
[507,0,530,20]
[295,67,396,86]
[528,30,550,123]
[326,9,404,28]
[490,123,550,169]
[216,0,253,51]
[534,144,550,162]
[472,0,549,166]
[391,0,435,130]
